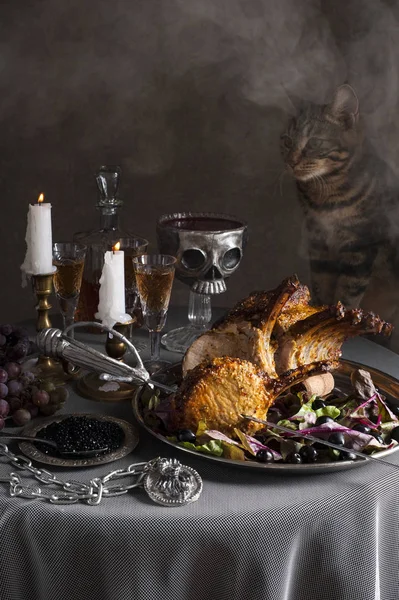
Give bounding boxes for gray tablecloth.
[0,309,399,600]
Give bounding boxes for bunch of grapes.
[0,324,31,363]
[0,324,67,429]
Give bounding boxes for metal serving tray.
[132,360,399,474]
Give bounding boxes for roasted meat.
[172,356,337,436]
[275,302,393,372]
[182,277,393,377]
[183,276,304,377]
[214,278,321,334]
[272,284,323,335]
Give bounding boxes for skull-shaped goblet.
[156,212,248,353]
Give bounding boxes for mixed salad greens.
[140,368,399,465]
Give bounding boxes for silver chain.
[0,442,156,505]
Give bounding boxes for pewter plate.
[18,413,139,468]
[132,360,399,474]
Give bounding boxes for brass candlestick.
[30,269,69,384]
[77,319,138,402]
[31,272,55,331]
[105,320,134,360]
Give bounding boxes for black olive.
[315,416,334,426]
[176,429,196,443]
[340,450,357,461]
[370,431,384,444]
[328,432,345,446]
[312,398,326,410]
[299,445,318,463]
[352,423,371,434]
[256,449,274,463]
[286,452,302,464]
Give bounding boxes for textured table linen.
[0,311,398,600]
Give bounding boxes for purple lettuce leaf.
[350,392,398,427]
[233,428,282,460]
[205,430,240,446]
[279,421,393,452]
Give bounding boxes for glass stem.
[62,315,75,339]
[188,290,212,329]
[150,330,161,362]
[59,297,77,337]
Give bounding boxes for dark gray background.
[1,0,398,330]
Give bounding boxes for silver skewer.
[99,372,177,394]
[241,414,399,469]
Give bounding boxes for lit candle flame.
[38,193,44,204]
[113,241,121,252]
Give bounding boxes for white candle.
[95,242,131,329]
[21,193,54,282]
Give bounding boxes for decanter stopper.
[96,165,122,207]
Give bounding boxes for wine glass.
[133,254,176,374]
[119,236,149,329]
[52,243,87,332]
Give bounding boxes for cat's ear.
[325,84,359,127]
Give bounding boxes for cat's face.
[281,85,361,182]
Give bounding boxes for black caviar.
[34,415,124,457]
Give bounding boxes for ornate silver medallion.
[143,458,203,506]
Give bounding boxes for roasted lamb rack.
[172,357,338,436]
[182,276,392,378]
[275,302,392,372]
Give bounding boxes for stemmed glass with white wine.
[52,243,87,333]
[133,254,176,374]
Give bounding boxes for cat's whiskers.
[318,175,328,197]
[311,173,329,197]
[312,173,323,192]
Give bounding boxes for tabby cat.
[281,84,399,331]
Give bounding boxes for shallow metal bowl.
[18,413,139,468]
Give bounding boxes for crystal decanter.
[73,165,147,325]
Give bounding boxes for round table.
[0,308,398,600]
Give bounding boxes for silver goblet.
[156,212,248,353]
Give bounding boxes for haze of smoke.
[344,0,399,176]
[0,0,399,177]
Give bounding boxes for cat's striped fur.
[281,84,399,327]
